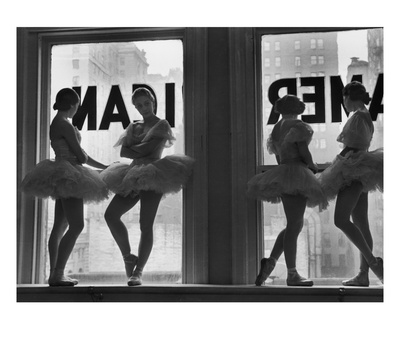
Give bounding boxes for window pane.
[260,29,383,283]
[46,40,184,284]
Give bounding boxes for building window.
[275,73,281,80]
[311,55,317,65]
[72,75,80,85]
[317,38,324,49]
[318,55,325,65]
[310,38,316,49]
[295,72,301,87]
[323,233,331,247]
[264,74,271,85]
[72,59,80,69]
[274,41,280,51]
[275,56,281,67]
[264,41,270,51]
[264,57,270,68]
[295,56,301,66]
[339,254,346,268]
[324,254,332,268]
[294,40,301,50]
[338,233,346,247]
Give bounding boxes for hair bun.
[343,81,371,105]
[274,94,305,115]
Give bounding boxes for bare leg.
[334,183,376,266]
[48,199,68,273]
[49,198,84,286]
[270,229,285,261]
[136,191,163,272]
[342,191,373,286]
[352,191,372,272]
[104,193,140,256]
[55,198,84,271]
[281,194,307,270]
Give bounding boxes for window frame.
[253,27,382,283]
[17,27,209,285]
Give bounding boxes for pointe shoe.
[48,274,75,287]
[370,257,383,284]
[255,258,276,286]
[342,271,369,287]
[65,275,79,285]
[127,270,142,286]
[124,254,138,278]
[287,272,313,287]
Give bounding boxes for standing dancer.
[319,81,383,286]
[21,88,109,286]
[101,88,194,286]
[248,95,327,286]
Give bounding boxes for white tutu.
[101,154,195,197]
[21,159,109,203]
[318,148,383,200]
[247,162,328,209]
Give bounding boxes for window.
[311,55,317,65]
[295,72,301,87]
[324,254,332,268]
[294,40,301,50]
[264,57,270,68]
[275,41,280,51]
[339,254,346,267]
[72,59,79,69]
[264,41,270,51]
[259,29,383,281]
[275,56,281,67]
[47,40,185,285]
[295,56,301,66]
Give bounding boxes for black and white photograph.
[7,1,399,342]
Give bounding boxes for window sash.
[17,27,209,285]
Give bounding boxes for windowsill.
[17,282,383,302]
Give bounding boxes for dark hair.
[342,81,371,105]
[53,88,80,111]
[274,94,305,115]
[131,87,156,104]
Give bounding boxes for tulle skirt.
[21,159,109,203]
[247,162,328,209]
[318,148,383,200]
[100,154,195,197]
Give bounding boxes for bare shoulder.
[50,118,75,140]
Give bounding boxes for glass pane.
[45,40,184,284]
[260,29,383,284]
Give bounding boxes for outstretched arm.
[85,155,108,169]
